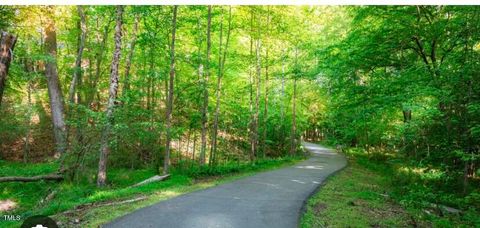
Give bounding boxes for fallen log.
[60,196,148,216]
[430,203,462,215]
[130,174,170,188]
[0,174,63,183]
[99,196,148,207]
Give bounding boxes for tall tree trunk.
[200,6,212,165]
[290,77,297,155]
[97,6,123,187]
[280,50,286,150]
[210,6,232,166]
[68,6,87,104]
[122,14,139,96]
[66,6,87,148]
[262,8,271,157]
[248,9,255,161]
[254,38,261,160]
[209,8,224,166]
[44,7,67,158]
[290,49,298,155]
[0,31,17,107]
[163,6,178,175]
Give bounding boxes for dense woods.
[0,5,479,226]
[0,5,321,183]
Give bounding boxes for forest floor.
[301,146,480,228]
[0,156,302,228]
[301,157,421,227]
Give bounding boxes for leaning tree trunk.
[163,6,177,175]
[97,6,123,187]
[68,6,87,104]
[200,6,212,165]
[0,31,17,107]
[122,13,139,96]
[44,7,67,158]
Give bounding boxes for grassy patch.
[302,148,480,228]
[301,159,418,228]
[1,156,302,227]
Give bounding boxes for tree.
[97,5,124,187]
[68,6,87,104]
[122,13,139,95]
[262,7,271,157]
[290,48,298,155]
[210,6,232,165]
[0,31,17,107]
[163,5,178,175]
[199,6,212,165]
[43,6,67,158]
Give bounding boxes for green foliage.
[174,156,300,178]
[341,147,480,227]
[315,6,480,210]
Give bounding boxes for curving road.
[104,142,347,228]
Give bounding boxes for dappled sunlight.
[185,213,234,227]
[291,179,306,184]
[309,150,336,156]
[155,190,182,198]
[397,166,446,181]
[302,144,336,156]
[295,165,324,170]
[251,181,281,189]
[0,199,17,212]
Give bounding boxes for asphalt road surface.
[104,142,347,228]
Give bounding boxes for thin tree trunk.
[163,6,178,175]
[87,17,112,107]
[68,6,87,104]
[44,7,67,158]
[122,14,139,96]
[290,77,297,155]
[97,6,123,187]
[248,9,255,161]
[200,6,212,165]
[262,8,271,157]
[186,126,191,156]
[66,6,87,148]
[192,133,197,162]
[254,39,261,159]
[210,6,232,166]
[0,31,17,107]
[209,7,224,166]
[24,80,33,163]
[280,50,286,150]
[290,49,298,155]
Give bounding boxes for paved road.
[104,142,347,228]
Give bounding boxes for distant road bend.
[105,142,347,228]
